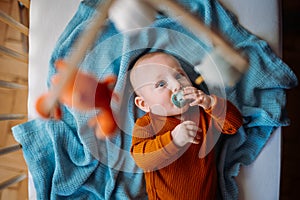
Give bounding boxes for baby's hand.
[183,86,214,110]
[171,121,201,147]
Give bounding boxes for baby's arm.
[131,116,201,171]
[206,97,243,134]
[183,86,242,134]
[131,118,176,171]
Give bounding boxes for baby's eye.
[175,72,185,80]
[155,80,167,88]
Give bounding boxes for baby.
[129,51,243,199]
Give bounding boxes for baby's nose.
[170,79,182,93]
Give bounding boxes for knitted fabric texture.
[12,0,297,199]
[131,96,243,199]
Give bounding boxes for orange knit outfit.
[130,95,243,200]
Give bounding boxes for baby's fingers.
[183,88,205,104]
[182,121,202,144]
[182,121,202,131]
[182,121,197,130]
[183,86,198,93]
[189,96,205,106]
[189,132,201,144]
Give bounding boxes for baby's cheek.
[150,104,168,116]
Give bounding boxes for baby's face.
[131,53,192,116]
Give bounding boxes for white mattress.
[28,0,281,199]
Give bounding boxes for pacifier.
[171,90,188,108]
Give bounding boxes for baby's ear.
[134,96,149,112]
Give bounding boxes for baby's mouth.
[171,90,188,108]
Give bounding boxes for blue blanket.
[13,0,297,199]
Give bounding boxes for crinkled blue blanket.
[12,0,297,199]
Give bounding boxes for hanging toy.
[36,60,118,139]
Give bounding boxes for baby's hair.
[127,49,167,71]
[132,51,174,70]
[129,51,177,95]
[129,49,209,94]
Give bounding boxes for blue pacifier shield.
[171,91,187,108]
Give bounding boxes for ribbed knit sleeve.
[130,114,181,171]
[205,95,243,134]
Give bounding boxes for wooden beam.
[0,80,26,89]
[0,144,22,156]
[0,45,28,63]
[18,0,30,9]
[0,174,26,190]
[0,10,29,36]
[0,114,26,121]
